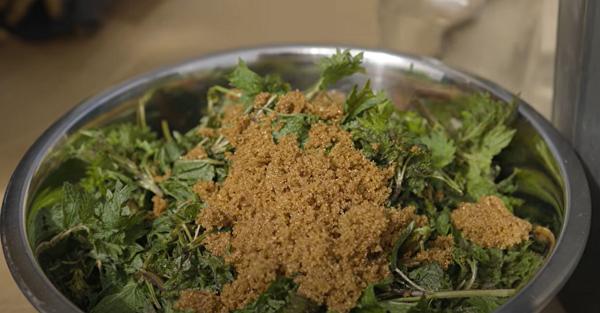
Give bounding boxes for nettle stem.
[35,224,90,256]
[305,77,324,100]
[137,89,156,129]
[161,120,174,142]
[391,289,516,303]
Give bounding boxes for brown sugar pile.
[451,196,532,249]
[151,195,167,217]
[183,144,208,160]
[176,290,221,313]
[267,90,345,120]
[179,91,420,313]
[408,235,454,269]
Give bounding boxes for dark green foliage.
[353,280,418,313]
[408,264,451,292]
[228,59,290,106]
[427,94,518,204]
[453,297,505,313]
[234,277,319,313]
[343,80,392,123]
[453,238,544,290]
[90,281,148,313]
[228,59,264,102]
[421,126,456,170]
[272,114,319,145]
[306,49,365,98]
[32,50,550,313]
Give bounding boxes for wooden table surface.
[0,0,558,311]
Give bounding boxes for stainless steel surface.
[0,46,591,313]
[554,0,600,311]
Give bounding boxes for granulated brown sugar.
[381,206,428,250]
[274,90,344,120]
[153,169,171,183]
[181,91,420,313]
[220,104,250,147]
[202,232,232,258]
[253,92,271,109]
[274,91,307,114]
[306,91,345,120]
[451,196,532,249]
[151,195,167,217]
[176,290,221,313]
[197,127,217,138]
[410,235,454,269]
[183,144,208,160]
[193,180,217,200]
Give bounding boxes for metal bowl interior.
[0,46,591,313]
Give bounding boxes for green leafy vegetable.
[31,51,552,313]
[228,59,290,107]
[306,49,365,98]
[234,277,320,313]
[228,59,264,101]
[453,238,543,290]
[408,263,451,292]
[272,114,319,145]
[434,209,451,236]
[343,80,392,123]
[90,281,148,313]
[421,126,456,169]
[353,280,418,313]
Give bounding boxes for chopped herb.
[31,50,554,313]
[305,49,365,99]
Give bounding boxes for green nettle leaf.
[421,126,456,169]
[318,49,365,88]
[228,59,265,103]
[353,282,417,313]
[90,281,147,313]
[512,167,563,219]
[279,293,321,313]
[61,183,94,229]
[27,187,64,248]
[159,179,197,202]
[459,96,518,201]
[501,244,544,288]
[454,297,505,313]
[96,182,136,229]
[454,238,542,291]
[171,159,216,182]
[463,152,497,201]
[479,125,516,159]
[306,49,366,98]
[343,81,392,123]
[234,277,297,313]
[435,209,451,236]
[158,140,183,169]
[391,221,415,270]
[157,159,215,204]
[263,74,291,95]
[228,60,290,107]
[272,114,318,145]
[380,301,419,313]
[463,126,516,201]
[455,94,515,142]
[356,284,381,308]
[408,263,451,292]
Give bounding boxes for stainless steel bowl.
[0,46,591,313]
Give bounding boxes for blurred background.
[0,0,560,311]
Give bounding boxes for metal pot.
[0,46,591,313]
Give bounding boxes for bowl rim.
[0,45,591,313]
